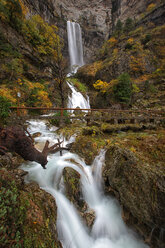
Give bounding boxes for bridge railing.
[9,107,165,124]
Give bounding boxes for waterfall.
[21,119,149,248]
[67,20,90,110]
[67,82,90,110]
[67,21,84,73]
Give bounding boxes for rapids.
[21,119,148,248]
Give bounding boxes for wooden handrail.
[9,106,165,114]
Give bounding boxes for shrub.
[0,96,11,119]
[113,73,132,104]
[141,34,152,45]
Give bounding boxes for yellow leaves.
[107,37,118,47]
[17,78,23,85]
[93,80,109,93]
[132,83,140,93]
[130,147,136,153]
[93,78,118,94]
[113,48,118,57]
[147,3,156,13]
[34,83,44,90]
[127,38,134,44]
[37,90,52,108]
[0,86,16,103]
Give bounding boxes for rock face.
[103,145,165,248]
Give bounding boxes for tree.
[123,18,134,33]
[115,19,123,37]
[5,0,23,30]
[51,38,67,108]
[113,73,132,104]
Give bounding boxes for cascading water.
[67,21,84,73]
[21,119,149,248]
[67,82,90,110]
[67,20,90,110]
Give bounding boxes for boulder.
[103,145,165,248]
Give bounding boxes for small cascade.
[21,120,149,248]
[67,21,84,73]
[67,82,90,111]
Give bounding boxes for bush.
[0,96,11,119]
[113,73,132,104]
[141,34,152,45]
[125,43,133,50]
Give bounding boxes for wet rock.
[32,132,41,138]
[0,153,25,169]
[63,166,95,227]
[103,145,165,248]
[63,167,83,208]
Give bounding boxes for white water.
[21,119,148,248]
[67,82,90,111]
[67,21,84,73]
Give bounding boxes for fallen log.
[0,126,68,169]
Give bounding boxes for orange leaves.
[130,55,145,73]
[19,0,28,16]
[107,37,118,47]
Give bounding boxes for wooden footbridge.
[10,107,165,125]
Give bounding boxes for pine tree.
[123,18,134,33]
[115,19,123,36]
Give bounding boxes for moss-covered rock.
[0,167,61,248]
[103,145,165,248]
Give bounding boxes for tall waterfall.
[21,120,149,248]
[67,21,84,72]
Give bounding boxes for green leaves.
[113,73,132,104]
[0,96,11,119]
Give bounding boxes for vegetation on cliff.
[76,2,165,109]
[0,0,67,120]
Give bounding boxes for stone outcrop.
[103,145,165,248]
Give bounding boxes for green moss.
[0,170,28,248]
[67,78,88,93]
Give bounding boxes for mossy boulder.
[71,135,100,164]
[103,145,165,248]
[63,167,83,209]
[0,168,61,248]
